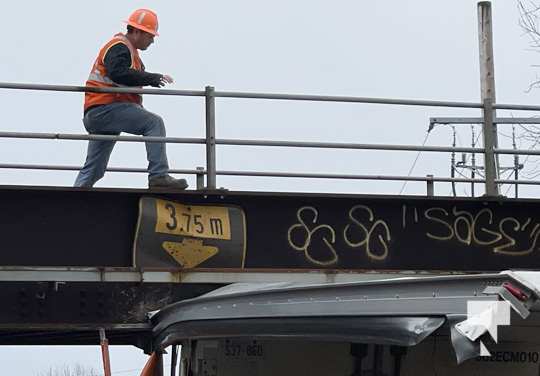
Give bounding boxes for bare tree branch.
[36,364,98,376]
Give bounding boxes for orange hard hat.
[125,9,159,36]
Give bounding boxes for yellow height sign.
[154,199,231,240]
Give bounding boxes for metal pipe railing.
[0,82,204,97]
[214,91,484,108]
[7,129,540,156]
[0,130,485,153]
[0,164,207,190]
[205,86,217,189]
[3,162,540,193]
[495,179,540,185]
[0,131,205,144]
[216,138,483,153]
[494,103,540,111]
[430,117,540,125]
[0,163,199,175]
[0,162,484,183]
[2,81,540,195]
[495,148,540,156]
[216,170,484,183]
[0,82,484,108]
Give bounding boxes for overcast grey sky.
[2,0,539,197]
[1,0,540,374]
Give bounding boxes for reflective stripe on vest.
[88,70,115,85]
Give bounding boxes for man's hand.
[161,75,174,84]
[150,74,175,88]
[157,74,174,87]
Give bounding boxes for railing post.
[426,175,434,196]
[196,166,205,190]
[205,86,217,189]
[478,1,500,196]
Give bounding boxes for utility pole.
[471,125,477,197]
[478,1,500,195]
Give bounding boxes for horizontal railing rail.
[3,130,540,155]
[0,82,205,97]
[1,81,539,195]
[0,131,485,153]
[0,131,205,144]
[2,162,535,186]
[216,139,483,153]
[0,82,484,107]
[0,163,485,191]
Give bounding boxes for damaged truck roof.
[150,271,540,364]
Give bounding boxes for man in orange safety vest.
[74,9,188,189]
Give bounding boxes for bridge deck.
[1,184,538,271]
[1,185,540,347]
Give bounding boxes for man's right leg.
[75,103,187,189]
[97,103,187,189]
[96,103,169,177]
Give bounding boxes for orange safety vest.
[84,33,143,111]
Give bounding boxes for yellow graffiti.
[287,203,540,267]
[423,206,540,256]
[287,206,338,266]
[343,205,391,261]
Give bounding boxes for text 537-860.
[224,340,264,358]
[154,199,232,240]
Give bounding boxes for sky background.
[2,0,540,374]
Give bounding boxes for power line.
[399,130,431,195]
[448,125,483,196]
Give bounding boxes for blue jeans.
[74,102,169,187]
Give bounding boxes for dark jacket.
[104,43,162,87]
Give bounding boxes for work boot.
[148,175,188,190]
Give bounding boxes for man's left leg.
[74,140,116,187]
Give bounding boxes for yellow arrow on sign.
[162,239,219,268]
